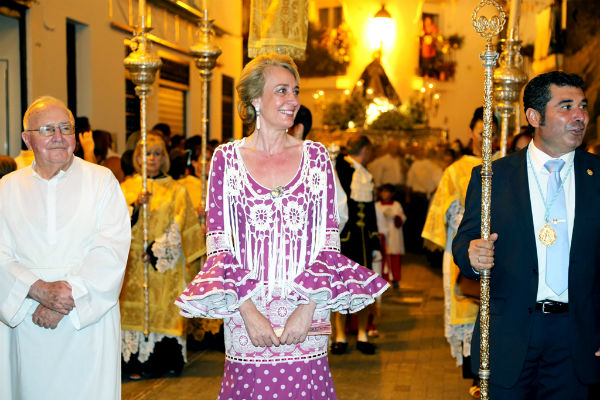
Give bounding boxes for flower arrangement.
[322,89,367,129]
[419,24,464,81]
[322,89,429,131]
[369,96,428,130]
[298,22,352,77]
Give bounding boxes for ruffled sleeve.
[175,146,258,318]
[175,248,259,318]
[290,143,389,313]
[291,240,389,314]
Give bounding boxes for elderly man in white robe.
[0,96,131,400]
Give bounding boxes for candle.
[139,0,145,28]
[507,0,521,41]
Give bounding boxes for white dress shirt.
[367,153,404,187]
[526,142,575,303]
[406,158,443,198]
[346,156,374,202]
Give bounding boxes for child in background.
[375,184,406,289]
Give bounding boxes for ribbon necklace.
[526,150,574,247]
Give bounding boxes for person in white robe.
[0,96,131,400]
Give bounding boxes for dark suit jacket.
[452,147,600,388]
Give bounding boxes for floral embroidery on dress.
[309,169,327,194]
[283,200,305,231]
[323,229,341,252]
[247,203,274,232]
[206,230,231,256]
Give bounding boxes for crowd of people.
[0,57,599,400]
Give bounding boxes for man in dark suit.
[453,71,600,399]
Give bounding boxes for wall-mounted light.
[368,4,395,52]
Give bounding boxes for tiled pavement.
[122,254,474,399]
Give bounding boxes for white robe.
[375,201,406,255]
[0,157,131,400]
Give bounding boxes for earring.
[255,106,261,131]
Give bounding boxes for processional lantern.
[123,0,162,339]
[472,1,506,399]
[189,8,222,225]
[493,0,527,157]
[369,4,395,52]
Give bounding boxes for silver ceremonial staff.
[124,0,162,339]
[493,0,527,158]
[190,8,222,225]
[472,1,506,399]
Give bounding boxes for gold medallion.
[538,223,557,247]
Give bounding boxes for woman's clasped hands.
[239,299,316,347]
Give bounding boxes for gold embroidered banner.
[248,0,308,60]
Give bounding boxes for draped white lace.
[151,221,182,273]
[212,140,337,303]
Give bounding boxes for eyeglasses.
[26,122,74,137]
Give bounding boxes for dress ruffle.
[176,251,390,317]
[291,251,390,313]
[175,252,259,318]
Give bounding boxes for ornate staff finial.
[472,1,506,399]
[472,0,507,42]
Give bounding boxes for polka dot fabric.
[218,357,337,400]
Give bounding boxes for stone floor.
[122,254,475,400]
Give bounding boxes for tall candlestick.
[125,0,162,338]
[190,7,221,228]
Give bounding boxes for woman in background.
[120,132,205,379]
[0,156,17,179]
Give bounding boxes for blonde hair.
[133,133,170,175]
[236,53,300,128]
[23,96,74,130]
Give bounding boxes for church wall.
[0,14,22,157]
[423,0,487,142]
[302,0,540,146]
[22,0,242,154]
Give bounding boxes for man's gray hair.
[23,96,75,130]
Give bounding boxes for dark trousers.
[122,337,185,378]
[404,192,428,253]
[490,311,589,400]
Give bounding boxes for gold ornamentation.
[539,223,557,247]
[472,2,507,399]
[588,169,593,176]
